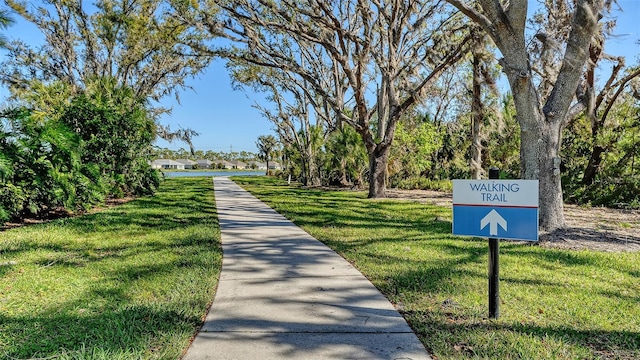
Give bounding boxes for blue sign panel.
[453,205,539,241]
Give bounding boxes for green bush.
[130,162,162,196]
[0,184,25,222]
[392,177,452,192]
[60,77,158,198]
[72,163,108,211]
[565,179,640,209]
[0,78,161,224]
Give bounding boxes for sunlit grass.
[234,176,640,360]
[0,178,221,359]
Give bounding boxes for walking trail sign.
[452,179,539,241]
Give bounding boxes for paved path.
[183,177,430,359]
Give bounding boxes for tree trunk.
[470,122,483,179]
[537,122,566,232]
[513,110,566,231]
[510,89,567,231]
[339,159,349,186]
[300,156,308,186]
[367,145,390,198]
[505,55,566,232]
[308,153,321,187]
[470,55,484,180]
[581,145,605,185]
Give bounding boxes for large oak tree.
[210,0,471,198]
[445,0,606,231]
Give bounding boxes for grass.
[0,178,221,359]
[233,176,640,360]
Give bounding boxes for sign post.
[452,170,539,319]
[488,168,500,319]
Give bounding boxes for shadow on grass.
[234,176,640,358]
[260,190,449,233]
[541,226,640,245]
[406,310,640,358]
[0,178,222,359]
[0,305,201,358]
[2,180,218,253]
[242,178,630,268]
[0,264,13,278]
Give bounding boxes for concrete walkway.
[183,177,430,360]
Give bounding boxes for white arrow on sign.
[480,209,507,236]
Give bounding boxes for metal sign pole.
[488,167,500,319]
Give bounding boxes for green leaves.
[60,77,159,197]
[390,120,443,183]
[2,0,214,103]
[0,78,161,224]
[256,134,278,166]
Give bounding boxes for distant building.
[151,159,185,170]
[248,161,267,170]
[213,160,234,169]
[196,159,214,169]
[175,159,197,169]
[231,160,247,169]
[268,162,282,170]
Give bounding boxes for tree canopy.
[2,0,213,102]
[0,7,13,48]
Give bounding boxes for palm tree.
[0,9,14,49]
[256,135,278,175]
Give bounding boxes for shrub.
[565,179,640,209]
[0,184,25,222]
[392,177,452,192]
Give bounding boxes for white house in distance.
[212,160,234,169]
[175,159,197,169]
[248,161,267,170]
[151,159,185,170]
[196,159,214,169]
[231,160,247,169]
[268,162,282,170]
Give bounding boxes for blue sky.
[151,60,274,154]
[1,1,638,154]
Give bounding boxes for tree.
[445,0,606,231]
[1,0,212,146]
[2,0,212,100]
[560,11,640,186]
[231,60,339,186]
[212,0,471,198]
[389,115,443,186]
[561,80,640,207]
[325,124,367,187]
[156,126,200,156]
[59,77,159,196]
[467,32,501,180]
[256,135,278,175]
[0,7,13,49]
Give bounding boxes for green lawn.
[233,176,640,360]
[0,178,221,359]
